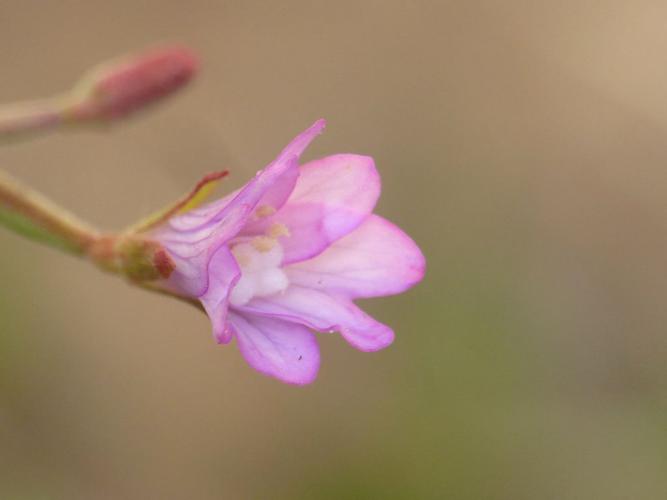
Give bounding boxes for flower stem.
[0,97,71,143]
[0,170,202,310]
[0,170,99,254]
[0,171,201,310]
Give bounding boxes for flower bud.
[68,46,198,123]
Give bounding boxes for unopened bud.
[68,46,198,122]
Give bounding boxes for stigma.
[229,237,288,307]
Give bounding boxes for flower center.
[229,237,288,307]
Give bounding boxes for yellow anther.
[251,236,276,252]
[268,222,290,238]
[255,205,276,218]
[233,253,251,267]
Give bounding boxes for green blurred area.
[1,1,666,499]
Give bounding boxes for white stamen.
[229,238,288,307]
[228,276,254,306]
[255,268,289,297]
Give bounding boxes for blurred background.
[1,1,666,498]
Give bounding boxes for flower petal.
[198,246,241,344]
[243,154,381,264]
[155,154,296,297]
[166,119,326,233]
[154,120,326,296]
[264,118,327,209]
[285,214,425,299]
[229,312,320,384]
[239,286,394,352]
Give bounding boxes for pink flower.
[70,46,198,122]
[150,120,425,384]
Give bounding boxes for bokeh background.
[1,1,666,498]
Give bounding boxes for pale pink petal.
[262,118,327,209]
[166,119,326,233]
[229,312,320,384]
[243,154,381,264]
[163,155,297,236]
[276,119,326,165]
[155,153,298,297]
[285,214,425,299]
[239,286,394,352]
[291,154,380,210]
[154,122,327,297]
[198,246,241,344]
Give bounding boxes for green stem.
[0,97,71,143]
[0,170,99,254]
[0,170,202,312]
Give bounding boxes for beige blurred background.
[1,1,666,498]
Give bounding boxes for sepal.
[127,170,229,234]
[90,234,175,282]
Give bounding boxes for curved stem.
[0,97,70,143]
[0,170,206,313]
[0,170,99,254]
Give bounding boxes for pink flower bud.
[69,46,198,122]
